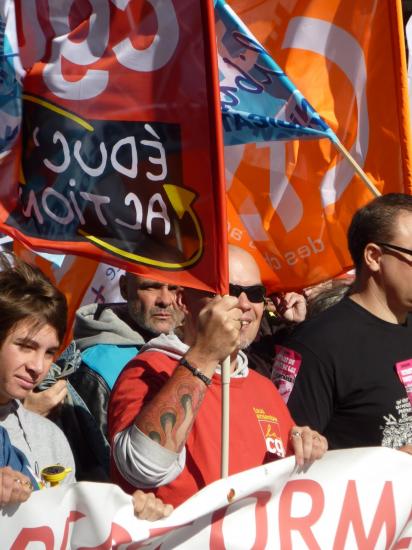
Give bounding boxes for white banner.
[2,448,411,549]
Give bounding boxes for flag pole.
[332,138,381,197]
[220,355,231,478]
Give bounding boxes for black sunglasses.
[375,242,412,258]
[229,284,266,303]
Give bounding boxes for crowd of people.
[0,193,411,519]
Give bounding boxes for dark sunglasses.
[229,283,266,303]
[375,242,412,258]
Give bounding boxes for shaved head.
[228,245,264,349]
[228,245,262,285]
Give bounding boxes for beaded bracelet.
[179,357,212,386]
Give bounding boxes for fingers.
[212,295,243,325]
[24,381,68,417]
[282,292,299,307]
[290,426,328,466]
[275,293,307,323]
[132,490,173,521]
[51,380,68,402]
[194,295,243,362]
[0,467,33,507]
[398,444,412,456]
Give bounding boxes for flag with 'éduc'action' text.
[0,0,228,295]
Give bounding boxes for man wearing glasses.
[274,193,412,454]
[108,245,327,507]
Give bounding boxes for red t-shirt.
[108,351,294,507]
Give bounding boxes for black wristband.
[179,358,212,386]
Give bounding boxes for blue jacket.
[0,426,38,489]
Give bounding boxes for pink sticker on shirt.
[395,358,412,408]
[271,345,302,403]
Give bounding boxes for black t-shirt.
[273,297,412,449]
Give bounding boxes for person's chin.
[151,321,173,334]
[8,386,29,402]
[239,337,253,350]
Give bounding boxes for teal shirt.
[81,344,140,389]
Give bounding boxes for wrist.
[183,350,219,379]
[179,358,212,386]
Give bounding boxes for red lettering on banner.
[209,491,271,549]
[278,479,324,550]
[60,511,85,550]
[333,481,397,549]
[77,522,132,549]
[392,538,412,549]
[125,524,188,550]
[392,509,412,549]
[10,526,54,550]
[10,513,132,550]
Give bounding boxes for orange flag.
[226,0,412,292]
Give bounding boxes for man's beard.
[239,335,254,350]
[132,307,176,335]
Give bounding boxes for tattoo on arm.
[135,365,208,453]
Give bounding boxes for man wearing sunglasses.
[274,193,412,454]
[108,245,327,507]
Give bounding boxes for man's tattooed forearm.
[135,366,208,452]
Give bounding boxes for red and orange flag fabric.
[225,0,412,292]
[0,0,228,295]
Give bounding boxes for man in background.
[274,193,412,453]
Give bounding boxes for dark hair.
[0,253,67,346]
[347,193,412,271]
[307,279,352,318]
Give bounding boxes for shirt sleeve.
[108,353,186,489]
[113,425,185,488]
[273,340,335,433]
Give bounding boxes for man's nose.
[156,286,174,306]
[26,352,46,375]
[238,291,252,311]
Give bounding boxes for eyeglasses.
[375,242,412,259]
[229,284,266,303]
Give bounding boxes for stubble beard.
[132,307,178,335]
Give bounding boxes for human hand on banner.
[0,467,33,507]
[289,426,328,466]
[398,444,412,456]
[24,380,68,417]
[132,490,173,521]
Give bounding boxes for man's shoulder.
[81,343,140,384]
[129,349,178,368]
[289,297,353,342]
[74,302,146,348]
[117,349,179,382]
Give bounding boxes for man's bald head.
[228,245,265,349]
[228,245,262,284]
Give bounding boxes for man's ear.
[364,243,382,273]
[176,289,189,315]
[119,274,128,301]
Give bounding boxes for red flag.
[0,1,228,293]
